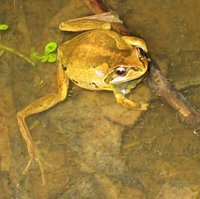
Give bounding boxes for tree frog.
[17,12,149,184]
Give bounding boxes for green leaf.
[47,53,57,63]
[41,55,49,63]
[44,42,57,55]
[0,24,9,31]
[30,42,58,64]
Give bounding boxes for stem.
[0,42,35,66]
[84,0,200,134]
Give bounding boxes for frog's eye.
[115,66,126,76]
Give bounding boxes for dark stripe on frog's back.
[60,29,132,69]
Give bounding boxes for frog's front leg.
[114,93,148,111]
[17,59,69,185]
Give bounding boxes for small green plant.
[0,23,58,66]
[0,23,36,65]
[0,24,9,56]
[0,24,9,31]
[31,42,57,63]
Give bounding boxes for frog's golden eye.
[115,66,126,76]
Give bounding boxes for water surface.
[0,0,200,198]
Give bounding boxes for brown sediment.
[83,0,200,134]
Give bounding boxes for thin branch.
[83,0,200,134]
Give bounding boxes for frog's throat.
[111,76,144,94]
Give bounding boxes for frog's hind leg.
[59,12,122,32]
[17,60,69,185]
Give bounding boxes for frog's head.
[104,47,148,85]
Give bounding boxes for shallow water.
[0,0,200,198]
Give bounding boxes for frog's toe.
[140,103,149,111]
[21,146,51,185]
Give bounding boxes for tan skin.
[17,13,149,184]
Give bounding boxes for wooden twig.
[148,60,200,134]
[84,0,200,134]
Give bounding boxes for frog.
[17,12,149,185]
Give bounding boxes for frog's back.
[58,29,132,90]
[59,29,132,69]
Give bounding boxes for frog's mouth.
[104,65,148,85]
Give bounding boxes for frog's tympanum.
[17,12,149,184]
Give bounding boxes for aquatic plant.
[31,42,57,63]
[0,24,8,30]
[0,23,57,66]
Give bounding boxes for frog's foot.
[115,93,149,111]
[139,103,149,111]
[22,147,52,185]
[23,155,45,185]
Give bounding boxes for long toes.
[35,158,46,185]
[140,103,149,111]
[23,157,34,175]
[22,152,47,185]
